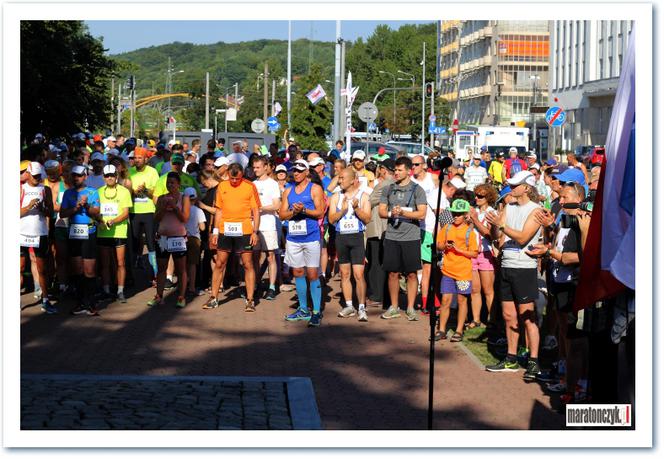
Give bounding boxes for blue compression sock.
[295,276,308,312]
[310,279,322,314]
[148,251,157,276]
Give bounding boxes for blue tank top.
[334,191,366,234]
[286,181,319,243]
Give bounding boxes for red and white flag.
[306,84,326,105]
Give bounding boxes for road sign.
[357,102,378,122]
[226,108,237,121]
[434,126,447,135]
[251,118,266,133]
[368,122,377,131]
[267,116,279,129]
[428,125,437,134]
[268,122,281,133]
[429,114,436,122]
[546,106,566,127]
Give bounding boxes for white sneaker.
[358,309,368,322]
[338,305,356,318]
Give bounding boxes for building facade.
[438,20,550,152]
[548,20,633,153]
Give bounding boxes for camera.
[560,213,579,230]
[429,156,453,171]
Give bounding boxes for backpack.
[443,223,473,250]
[509,159,523,177]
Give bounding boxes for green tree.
[289,64,333,150]
[21,21,118,142]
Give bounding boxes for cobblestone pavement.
[20,271,565,430]
[21,375,320,430]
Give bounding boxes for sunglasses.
[475,194,487,199]
[411,163,423,167]
[71,173,84,178]
[104,174,117,178]
[293,168,306,173]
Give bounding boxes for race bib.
[224,222,243,237]
[69,224,89,240]
[101,202,118,217]
[20,234,40,248]
[339,218,359,234]
[288,220,307,236]
[167,236,187,252]
[58,191,64,203]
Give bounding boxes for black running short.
[382,238,422,273]
[218,234,253,254]
[335,232,366,265]
[499,267,539,304]
[69,231,98,259]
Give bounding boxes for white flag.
[274,101,282,116]
[306,84,327,105]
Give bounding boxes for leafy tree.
[21,21,118,142]
[289,63,332,150]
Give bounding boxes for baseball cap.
[93,134,103,142]
[20,160,31,172]
[27,162,44,177]
[546,158,558,166]
[214,156,229,168]
[90,152,106,162]
[71,165,88,176]
[509,147,518,154]
[506,170,537,187]
[527,152,538,159]
[147,139,156,148]
[102,164,117,175]
[171,153,185,165]
[184,187,197,198]
[106,136,116,143]
[472,153,482,160]
[528,163,541,171]
[553,167,587,186]
[497,185,512,203]
[450,199,471,213]
[308,157,325,167]
[379,158,396,172]
[449,176,466,190]
[351,150,366,161]
[44,160,60,170]
[292,159,309,172]
[107,148,120,157]
[275,164,288,173]
[496,151,505,158]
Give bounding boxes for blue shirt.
[286,182,319,243]
[61,187,100,233]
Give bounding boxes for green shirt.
[153,172,201,199]
[371,154,391,162]
[128,165,160,214]
[97,184,133,239]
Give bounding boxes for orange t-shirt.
[437,223,479,281]
[215,179,260,235]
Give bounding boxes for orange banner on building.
[498,40,549,57]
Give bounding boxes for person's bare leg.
[175,256,187,299]
[480,270,495,321]
[470,270,482,323]
[406,272,418,313]
[116,246,126,290]
[388,272,400,309]
[352,264,366,306]
[439,294,453,334]
[503,301,519,356]
[240,251,255,301]
[210,251,230,299]
[339,263,352,305]
[519,303,539,359]
[456,294,468,335]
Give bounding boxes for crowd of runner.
[21,132,606,403]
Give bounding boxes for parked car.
[386,141,436,158]
[349,142,400,160]
[589,146,606,166]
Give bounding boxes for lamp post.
[379,70,396,131]
[530,74,541,151]
[215,108,226,137]
[397,70,415,86]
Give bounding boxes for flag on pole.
[274,102,282,116]
[306,84,327,105]
[574,35,635,311]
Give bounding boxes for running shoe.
[358,309,368,322]
[285,309,312,322]
[176,296,186,308]
[535,369,558,383]
[33,287,42,300]
[117,292,127,303]
[245,299,256,313]
[523,360,542,381]
[338,305,356,318]
[485,359,520,373]
[380,306,401,320]
[147,296,164,307]
[40,301,58,315]
[264,288,277,300]
[71,305,97,316]
[308,312,322,327]
[164,279,176,290]
[202,297,219,309]
[406,310,419,321]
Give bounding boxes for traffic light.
[426,83,433,97]
[378,117,386,133]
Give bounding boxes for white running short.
[284,240,321,268]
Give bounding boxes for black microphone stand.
[427,156,452,430]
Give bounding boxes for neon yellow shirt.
[97,184,133,238]
[128,165,159,214]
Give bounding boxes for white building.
[549,20,633,153]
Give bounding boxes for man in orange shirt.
[206,163,261,312]
[435,199,479,342]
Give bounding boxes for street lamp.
[379,70,397,131]
[397,70,415,86]
[530,74,541,150]
[214,108,226,137]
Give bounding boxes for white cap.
[509,146,518,154]
[232,140,242,145]
[71,165,88,176]
[44,160,60,170]
[106,136,116,142]
[184,187,197,198]
[528,163,541,171]
[292,159,309,171]
[308,157,325,167]
[275,164,287,173]
[214,156,229,167]
[102,164,117,175]
[472,153,482,159]
[528,152,538,159]
[506,170,537,187]
[351,150,366,161]
[90,152,105,162]
[27,162,44,177]
[449,176,466,190]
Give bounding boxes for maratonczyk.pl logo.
[566,404,632,427]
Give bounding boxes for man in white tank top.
[485,170,546,381]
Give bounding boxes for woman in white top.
[467,183,499,328]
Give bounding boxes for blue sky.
[85,20,434,55]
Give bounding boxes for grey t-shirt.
[380,180,427,241]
